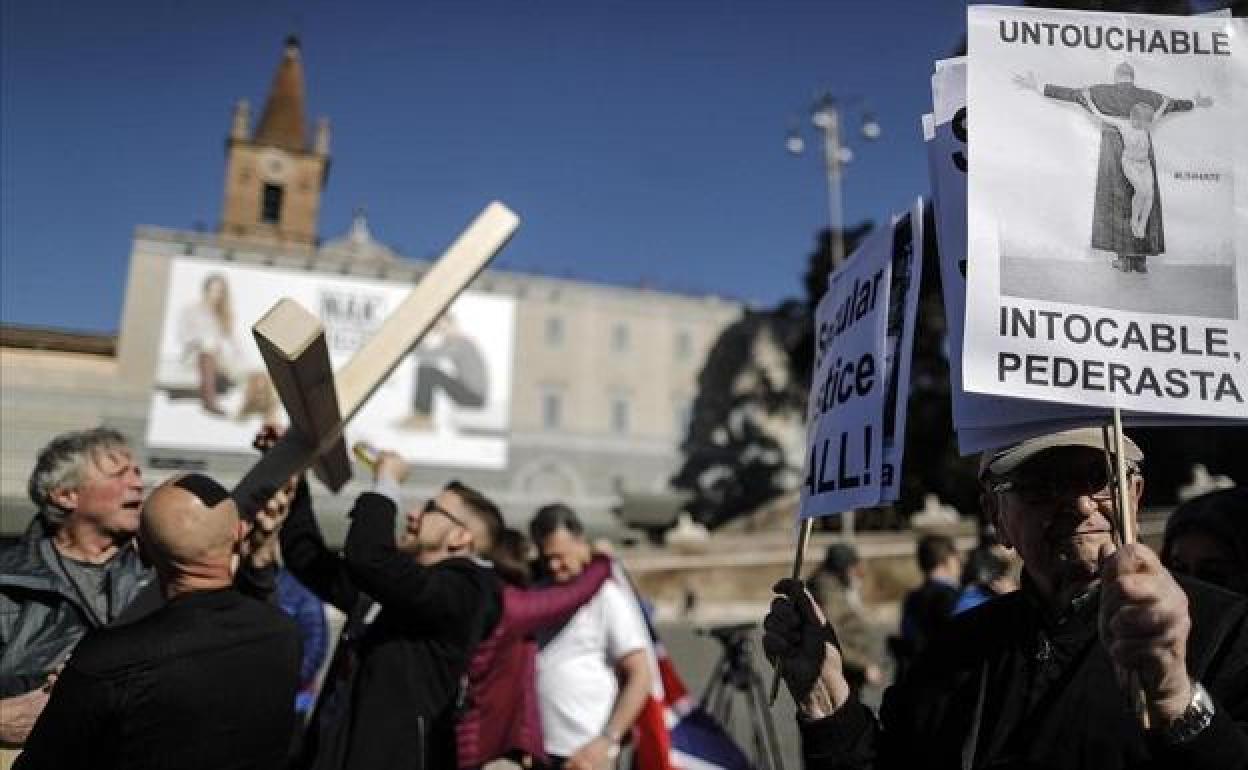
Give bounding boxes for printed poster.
[146,257,515,469]
[965,7,1248,420]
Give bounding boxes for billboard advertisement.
[146,257,514,469]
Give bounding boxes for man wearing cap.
[764,427,1248,769]
[15,473,301,770]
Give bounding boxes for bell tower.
[220,36,330,251]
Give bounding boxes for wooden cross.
[230,202,519,507]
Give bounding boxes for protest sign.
[929,53,1238,455]
[880,201,924,503]
[964,7,1247,419]
[799,224,892,519]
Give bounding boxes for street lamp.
[787,93,880,540]
[787,93,881,270]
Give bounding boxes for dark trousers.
[412,364,485,413]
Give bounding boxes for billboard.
[146,257,515,469]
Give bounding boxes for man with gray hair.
[0,427,290,754]
[15,473,300,769]
[0,427,149,748]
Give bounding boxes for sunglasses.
[422,499,469,530]
[990,461,1137,506]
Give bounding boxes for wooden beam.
[251,298,351,491]
[334,201,519,416]
[231,201,519,510]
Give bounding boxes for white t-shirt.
[535,580,649,758]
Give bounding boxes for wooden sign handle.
[769,517,816,705]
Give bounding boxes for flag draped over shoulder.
[611,563,752,770]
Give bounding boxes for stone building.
[0,38,742,542]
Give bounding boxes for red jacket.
[456,556,612,768]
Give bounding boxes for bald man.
[16,474,300,770]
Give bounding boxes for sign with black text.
[965,7,1247,419]
[800,225,892,518]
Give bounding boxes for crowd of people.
[0,423,1244,769]
[0,426,651,770]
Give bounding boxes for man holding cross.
[765,427,1248,768]
[279,443,502,770]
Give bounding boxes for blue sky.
[2,0,973,333]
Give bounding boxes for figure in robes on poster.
[176,273,277,420]
[401,314,488,431]
[1013,63,1212,273]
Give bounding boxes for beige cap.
[978,426,1143,479]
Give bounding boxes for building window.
[611,322,630,353]
[674,399,692,435]
[545,316,564,347]
[261,183,284,224]
[542,391,562,430]
[675,330,693,361]
[610,395,630,435]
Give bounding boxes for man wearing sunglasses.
[764,426,1248,769]
[280,447,503,770]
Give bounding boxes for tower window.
[610,395,630,435]
[261,184,284,224]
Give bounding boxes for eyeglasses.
[422,499,469,530]
[989,463,1137,506]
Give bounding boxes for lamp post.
[787,93,881,271]
[787,93,880,540]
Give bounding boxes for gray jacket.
[0,515,152,697]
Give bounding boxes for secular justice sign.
[964,7,1247,419]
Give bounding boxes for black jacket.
[15,588,300,770]
[802,575,1248,770]
[0,516,153,698]
[282,484,502,770]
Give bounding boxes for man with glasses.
[279,444,503,770]
[764,426,1248,769]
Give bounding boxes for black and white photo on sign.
[926,55,1232,444]
[880,203,924,503]
[974,12,1236,319]
[964,8,1247,420]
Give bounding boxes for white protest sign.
[930,56,1113,433]
[880,202,925,503]
[929,54,1239,454]
[965,7,1247,420]
[800,225,891,519]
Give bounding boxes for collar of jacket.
[1019,571,1100,639]
[0,513,146,603]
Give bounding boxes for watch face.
[261,152,289,181]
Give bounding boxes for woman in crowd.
[456,529,613,769]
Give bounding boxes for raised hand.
[1099,543,1194,724]
[761,578,849,718]
[373,450,409,485]
[241,475,298,568]
[1012,71,1039,93]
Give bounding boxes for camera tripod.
[698,622,785,770]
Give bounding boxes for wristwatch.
[1158,680,1216,745]
[601,728,623,760]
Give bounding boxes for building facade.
[0,39,742,542]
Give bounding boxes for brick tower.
[220,36,330,252]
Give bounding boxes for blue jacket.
[0,515,153,697]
